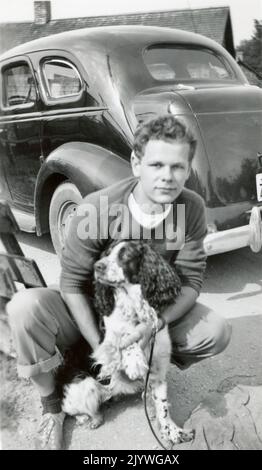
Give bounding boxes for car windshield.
[143,46,235,82]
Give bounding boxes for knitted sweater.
[60,176,207,295]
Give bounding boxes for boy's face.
[131,139,191,206]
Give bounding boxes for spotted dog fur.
[62,241,194,446]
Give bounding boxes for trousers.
[7,287,232,378]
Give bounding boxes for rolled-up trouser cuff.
[17,347,63,378]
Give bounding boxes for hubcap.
[57,201,77,247]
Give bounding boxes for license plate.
[256,173,262,202]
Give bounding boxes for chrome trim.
[1,101,35,112]
[174,84,195,90]
[12,209,36,233]
[0,112,42,124]
[41,58,84,100]
[0,107,107,125]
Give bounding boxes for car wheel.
[49,182,82,256]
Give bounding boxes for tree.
[237,20,262,76]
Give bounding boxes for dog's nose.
[95,261,107,273]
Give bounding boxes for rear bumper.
[204,206,262,255]
[204,225,251,255]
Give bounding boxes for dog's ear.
[138,244,181,312]
[118,240,144,284]
[94,282,115,321]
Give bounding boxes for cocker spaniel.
[60,240,194,446]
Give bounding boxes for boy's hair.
[133,114,197,163]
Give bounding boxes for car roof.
[0,25,222,61]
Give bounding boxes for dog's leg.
[148,331,194,447]
[150,375,194,446]
[142,383,156,420]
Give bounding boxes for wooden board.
[0,199,24,255]
[0,267,17,299]
[0,253,46,288]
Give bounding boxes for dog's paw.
[175,427,195,443]
[160,421,195,446]
[122,345,148,380]
[76,415,90,426]
[89,412,104,429]
[75,412,104,429]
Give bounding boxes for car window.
[144,46,235,81]
[2,62,37,107]
[42,59,82,99]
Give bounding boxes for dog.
[61,240,194,446]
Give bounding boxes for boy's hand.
[120,322,154,350]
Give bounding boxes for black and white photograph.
[0,0,261,455]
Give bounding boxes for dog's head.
[94,240,181,317]
[94,240,129,287]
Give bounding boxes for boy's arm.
[59,200,106,350]
[158,194,207,328]
[61,292,101,351]
[161,285,198,325]
[173,194,207,295]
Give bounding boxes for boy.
[7,115,231,449]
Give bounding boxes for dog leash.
[143,329,169,451]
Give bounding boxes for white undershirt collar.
[128,192,172,229]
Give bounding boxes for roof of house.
[0,7,233,56]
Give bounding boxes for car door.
[30,50,128,161]
[0,56,42,213]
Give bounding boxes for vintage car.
[0,25,261,255]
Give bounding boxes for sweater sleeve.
[174,193,207,294]
[59,198,106,295]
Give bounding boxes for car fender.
[35,141,132,235]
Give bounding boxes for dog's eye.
[118,246,129,263]
[116,242,143,282]
[118,246,125,259]
[120,257,141,283]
